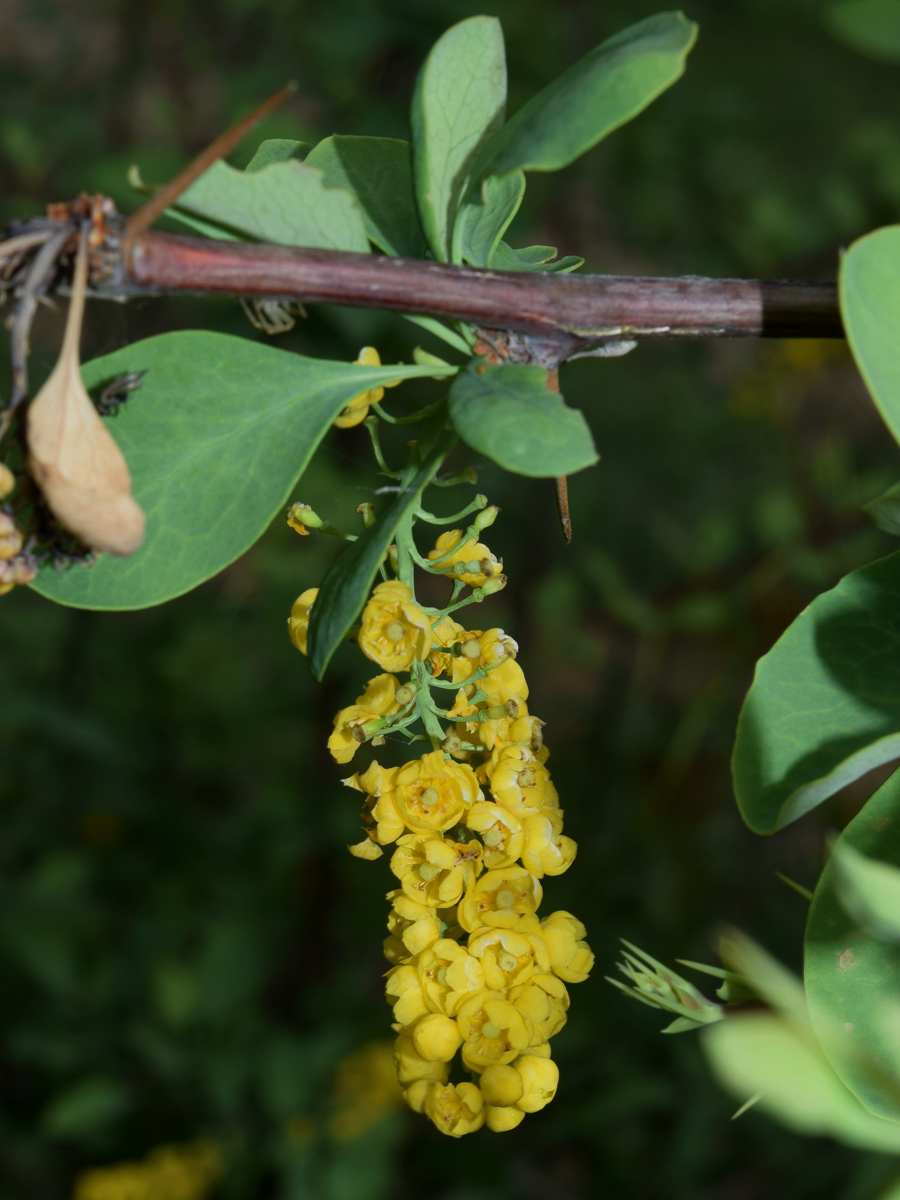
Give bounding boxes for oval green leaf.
[732,550,900,834]
[32,332,456,610]
[447,358,598,477]
[806,768,900,1121]
[471,12,697,182]
[842,225,900,445]
[411,15,507,261]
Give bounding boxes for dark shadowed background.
[2,1,900,1197]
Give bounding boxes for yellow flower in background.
[540,911,595,983]
[287,587,318,655]
[392,750,481,834]
[458,866,543,932]
[73,1143,221,1200]
[424,1081,485,1137]
[334,346,403,428]
[329,673,403,763]
[390,832,482,906]
[359,580,432,671]
[330,1040,404,1140]
[428,529,503,588]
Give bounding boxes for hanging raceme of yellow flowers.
[287,349,594,1137]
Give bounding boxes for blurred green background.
[3,0,900,1196]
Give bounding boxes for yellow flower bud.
[424,1081,484,1137]
[485,1103,526,1132]
[514,1054,559,1113]
[287,587,318,655]
[404,1079,437,1114]
[0,463,14,500]
[393,1031,449,1086]
[480,1063,524,1107]
[359,580,432,671]
[411,1012,462,1062]
[540,911,595,983]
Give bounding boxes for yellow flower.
[74,1143,222,1200]
[424,1081,484,1137]
[342,760,402,845]
[428,529,503,588]
[483,744,559,817]
[540,911,595,983]
[509,972,570,1041]
[466,801,525,870]
[428,615,466,677]
[287,587,318,655]
[385,963,429,1025]
[456,991,533,1072]
[390,833,482,906]
[330,1041,403,1140]
[359,580,432,671]
[348,838,383,860]
[393,1031,450,1085]
[334,346,402,428]
[514,1054,559,1112]
[450,629,524,693]
[521,812,577,878]
[485,1104,525,1132]
[383,891,443,963]
[415,938,485,1015]
[411,1012,462,1062]
[468,926,550,991]
[392,749,481,834]
[480,1063,524,1107]
[328,674,403,763]
[458,866,542,932]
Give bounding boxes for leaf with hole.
[447,358,598,477]
[411,15,507,261]
[471,12,697,183]
[732,550,900,834]
[174,158,369,251]
[32,332,456,611]
[305,135,425,258]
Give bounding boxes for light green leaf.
[305,135,425,258]
[864,481,900,535]
[453,170,524,267]
[806,769,900,1120]
[175,158,370,251]
[245,138,307,171]
[842,226,900,446]
[411,16,507,261]
[491,241,584,273]
[447,358,598,477]
[32,332,457,611]
[702,1013,900,1152]
[732,550,900,834]
[827,0,900,61]
[307,430,456,680]
[471,12,697,182]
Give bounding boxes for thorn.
[122,80,298,255]
[775,871,813,902]
[731,1093,762,1121]
[554,476,572,542]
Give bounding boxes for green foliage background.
[4,0,900,1196]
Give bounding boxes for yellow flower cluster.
[73,1142,221,1200]
[289,516,593,1138]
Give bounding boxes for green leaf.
[305,135,425,258]
[702,1013,900,1152]
[827,0,900,61]
[841,226,900,446]
[447,358,598,477]
[491,241,584,273]
[307,430,456,680]
[453,170,524,267]
[732,550,900,834]
[175,158,370,251]
[245,138,307,171]
[411,16,507,261]
[470,12,697,182]
[864,481,900,536]
[42,1076,131,1140]
[806,769,900,1120]
[32,332,456,611]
